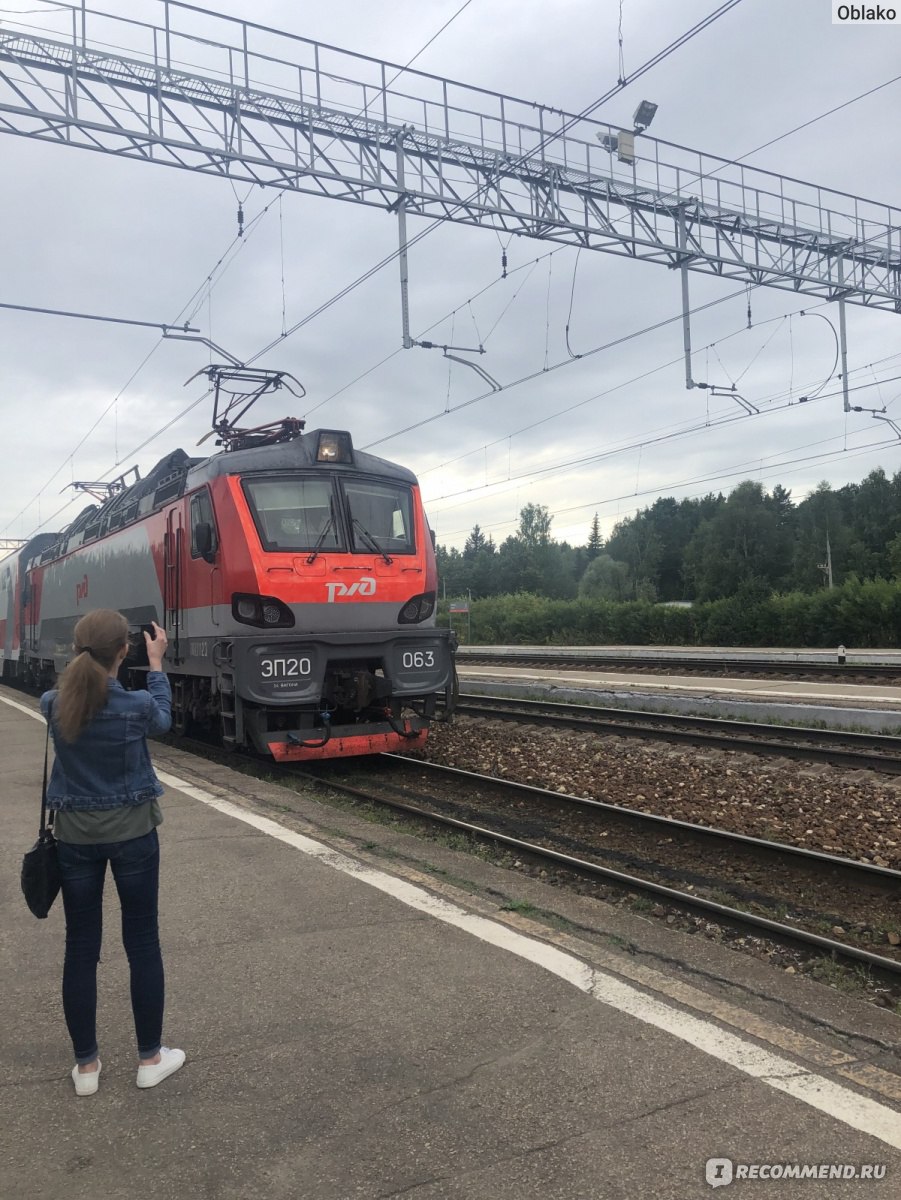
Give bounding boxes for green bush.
[447,578,901,647]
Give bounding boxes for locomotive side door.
[188,487,222,627]
[163,507,185,664]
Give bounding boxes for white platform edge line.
[0,693,44,719]
[3,693,898,1151]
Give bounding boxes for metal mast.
[0,1,899,312]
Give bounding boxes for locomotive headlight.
[262,603,283,625]
[315,430,353,463]
[398,592,436,624]
[232,593,295,628]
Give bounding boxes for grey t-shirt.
[54,799,163,845]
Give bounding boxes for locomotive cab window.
[190,489,219,560]
[344,480,415,555]
[242,477,343,553]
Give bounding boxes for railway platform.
[456,646,901,666]
[456,662,901,732]
[2,686,900,1200]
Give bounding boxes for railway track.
[459,650,901,683]
[286,755,901,986]
[135,713,901,990]
[9,684,899,989]
[455,694,901,773]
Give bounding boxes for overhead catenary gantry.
[1,1,900,402]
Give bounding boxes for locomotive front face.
[223,466,437,633]
[185,439,455,758]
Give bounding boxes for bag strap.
[40,701,53,837]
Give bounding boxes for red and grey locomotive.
[0,372,456,759]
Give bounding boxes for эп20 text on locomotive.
[0,375,457,760]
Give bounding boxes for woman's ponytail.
[54,609,128,743]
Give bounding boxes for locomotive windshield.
[242,475,415,555]
[344,479,414,555]
[243,478,340,552]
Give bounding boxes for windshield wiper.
[352,518,393,565]
[306,507,336,564]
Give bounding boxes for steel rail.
[383,754,901,886]
[454,696,901,774]
[459,693,901,750]
[135,721,901,977]
[288,758,901,980]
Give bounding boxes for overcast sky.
[1,0,900,552]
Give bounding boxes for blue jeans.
[57,829,164,1064]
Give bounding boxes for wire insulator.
[237,204,245,239]
[501,250,507,279]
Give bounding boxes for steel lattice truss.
[1,2,900,311]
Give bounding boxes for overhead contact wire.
[245,1,744,370]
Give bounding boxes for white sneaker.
[136,1046,186,1089]
[71,1059,101,1096]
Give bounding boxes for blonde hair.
[54,609,129,743]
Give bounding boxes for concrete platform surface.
[457,666,901,731]
[2,687,900,1200]
[457,647,901,666]
[457,664,901,706]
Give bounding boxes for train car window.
[343,480,415,555]
[190,489,219,559]
[242,478,343,552]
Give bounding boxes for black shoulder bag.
[20,706,61,919]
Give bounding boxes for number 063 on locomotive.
[0,377,457,761]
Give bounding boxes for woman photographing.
[40,608,185,1096]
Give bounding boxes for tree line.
[435,468,901,605]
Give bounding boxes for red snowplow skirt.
[268,729,428,762]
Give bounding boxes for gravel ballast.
[417,718,901,872]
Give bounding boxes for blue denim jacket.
[40,672,172,811]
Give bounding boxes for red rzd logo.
[76,575,89,605]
